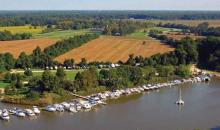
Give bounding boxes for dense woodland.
[1,11,220,27]
[0,31,32,41]
[149,29,220,72]
[160,22,220,37]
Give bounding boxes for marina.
[0,76,220,130]
[0,75,211,121]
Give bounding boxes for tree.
[16,52,32,69]
[126,54,136,66]
[24,69,33,76]
[56,68,66,79]
[74,67,98,91]
[63,59,74,68]
[175,65,191,78]
[79,58,88,67]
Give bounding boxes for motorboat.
[69,107,77,113]
[24,109,36,116]
[16,110,26,117]
[33,106,40,114]
[45,105,56,112]
[1,110,10,121]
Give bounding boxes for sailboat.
[176,88,184,105]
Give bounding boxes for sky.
[0,0,220,10]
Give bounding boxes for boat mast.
[179,88,182,100]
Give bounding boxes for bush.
[24,69,33,76]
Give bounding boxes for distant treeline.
[102,20,152,36]
[0,31,32,41]
[1,11,220,27]
[159,22,220,37]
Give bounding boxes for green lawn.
[34,29,91,39]
[0,81,9,88]
[149,27,182,32]
[14,69,84,80]
[125,30,154,40]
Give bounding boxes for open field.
[152,20,220,27]
[34,29,91,39]
[0,39,57,58]
[55,36,174,63]
[0,25,45,34]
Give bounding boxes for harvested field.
[0,39,57,58]
[55,36,174,63]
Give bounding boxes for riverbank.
[0,75,211,121]
[191,64,220,77]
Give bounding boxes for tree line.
[149,29,220,72]
[159,22,220,37]
[1,11,220,27]
[0,30,32,41]
[0,33,99,71]
[4,64,191,99]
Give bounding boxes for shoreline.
[0,74,211,107]
[0,75,211,121]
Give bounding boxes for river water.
[1,77,220,130]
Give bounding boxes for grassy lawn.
[0,25,45,34]
[14,69,84,80]
[126,31,149,39]
[34,29,91,39]
[149,27,182,32]
[0,81,9,88]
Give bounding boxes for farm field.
[0,25,45,34]
[55,36,174,63]
[0,39,57,58]
[152,20,220,27]
[34,29,91,39]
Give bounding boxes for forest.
[0,31,32,41]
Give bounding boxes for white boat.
[76,104,82,111]
[16,110,26,117]
[24,109,36,116]
[176,88,184,105]
[54,104,64,112]
[33,106,40,114]
[8,108,17,115]
[82,103,92,109]
[1,110,10,121]
[69,107,77,113]
[45,106,56,112]
[61,102,70,109]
